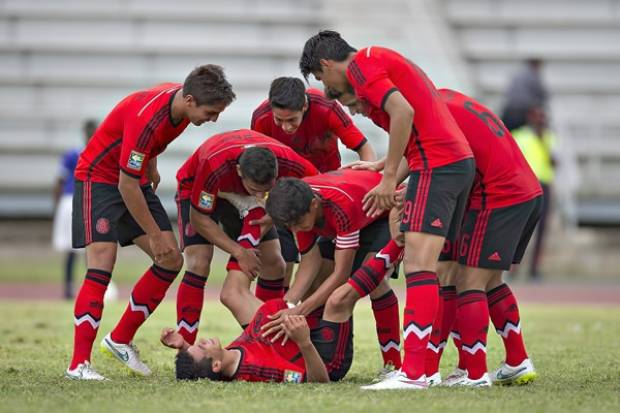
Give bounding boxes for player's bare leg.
[220,270,263,326]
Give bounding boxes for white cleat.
[445,372,492,387]
[371,363,399,383]
[491,358,537,385]
[441,367,467,386]
[100,333,151,376]
[361,370,428,390]
[65,361,108,381]
[426,371,442,386]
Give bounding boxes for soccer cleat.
[361,370,428,390]
[491,358,537,385]
[426,371,442,386]
[445,372,492,387]
[371,363,399,383]
[65,361,108,381]
[441,367,467,386]
[100,333,151,376]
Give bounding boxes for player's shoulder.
[252,99,272,121]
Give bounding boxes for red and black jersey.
[75,83,189,184]
[346,47,472,171]
[251,88,367,172]
[439,89,542,209]
[176,129,319,215]
[295,169,387,254]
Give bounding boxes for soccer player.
[333,89,542,387]
[66,65,235,381]
[251,76,376,295]
[175,129,319,344]
[261,169,403,372]
[161,298,353,383]
[300,31,474,389]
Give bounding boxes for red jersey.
[75,83,189,184]
[176,129,319,215]
[227,300,307,383]
[251,88,367,172]
[295,169,387,254]
[439,89,542,209]
[346,47,472,171]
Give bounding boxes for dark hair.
[269,77,306,111]
[324,86,343,100]
[175,350,223,381]
[183,64,236,106]
[265,178,315,227]
[299,30,357,81]
[238,146,278,185]
[82,119,98,142]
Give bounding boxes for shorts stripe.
[476,211,491,267]
[411,170,431,232]
[84,181,92,245]
[467,210,490,267]
[176,194,184,250]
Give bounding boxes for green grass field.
[0,300,618,413]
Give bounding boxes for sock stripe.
[256,278,285,290]
[85,274,111,286]
[371,290,398,311]
[151,265,178,283]
[87,268,112,277]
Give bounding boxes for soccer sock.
[255,277,285,301]
[227,207,265,272]
[436,286,458,369]
[70,269,111,369]
[451,316,467,370]
[402,271,439,380]
[176,271,208,345]
[111,264,178,344]
[371,289,402,369]
[457,290,489,380]
[348,240,403,297]
[487,283,528,366]
[424,287,445,376]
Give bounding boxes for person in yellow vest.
[512,105,556,280]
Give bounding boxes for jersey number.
[463,101,505,138]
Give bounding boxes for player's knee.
[160,250,184,272]
[219,284,242,310]
[326,285,357,315]
[185,254,211,277]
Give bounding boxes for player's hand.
[261,307,302,344]
[160,327,185,349]
[282,315,311,347]
[342,159,385,171]
[249,214,274,239]
[362,176,397,217]
[149,233,174,264]
[234,247,262,280]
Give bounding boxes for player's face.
[313,61,349,94]
[187,337,224,363]
[189,100,229,126]
[272,107,305,134]
[241,177,273,199]
[288,211,315,233]
[337,93,370,117]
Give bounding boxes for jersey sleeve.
[327,102,367,151]
[335,230,360,250]
[250,104,272,133]
[347,51,399,112]
[296,230,318,255]
[190,160,219,215]
[118,110,164,178]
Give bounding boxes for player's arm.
[356,141,376,162]
[284,243,323,304]
[160,327,190,352]
[282,316,330,383]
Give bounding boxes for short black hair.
[269,77,306,111]
[238,146,278,186]
[265,178,315,227]
[299,30,357,81]
[175,350,223,381]
[183,64,236,106]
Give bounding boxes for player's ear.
[211,359,222,373]
[184,94,196,107]
[319,59,330,70]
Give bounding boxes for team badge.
[96,218,110,234]
[127,150,145,170]
[199,191,215,211]
[283,370,303,383]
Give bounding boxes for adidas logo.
[430,218,443,228]
[488,251,502,261]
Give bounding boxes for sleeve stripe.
[352,138,368,152]
[136,105,169,150]
[380,87,400,112]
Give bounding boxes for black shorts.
[72,180,172,248]
[311,318,353,382]
[277,226,300,263]
[176,197,278,251]
[400,158,475,238]
[457,196,543,270]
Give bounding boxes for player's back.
[440,89,542,209]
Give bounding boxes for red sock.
[176,271,207,345]
[424,287,445,376]
[457,290,489,380]
[436,286,459,369]
[70,269,111,369]
[451,316,467,370]
[347,240,403,297]
[111,265,178,344]
[402,271,439,380]
[227,207,265,272]
[255,277,285,301]
[487,283,528,366]
[371,289,401,369]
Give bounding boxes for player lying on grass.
[251,76,376,296]
[331,88,541,387]
[174,129,318,344]
[161,298,353,383]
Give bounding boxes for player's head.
[526,104,547,129]
[299,30,356,93]
[183,64,236,126]
[266,177,321,232]
[237,146,278,198]
[82,119,98,143]
[175,337,225,381]
[268,77,308,134]
[324,87,370,117]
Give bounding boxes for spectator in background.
[501,59,548,131]
[512,106,557,280]
[52,119,98,299]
